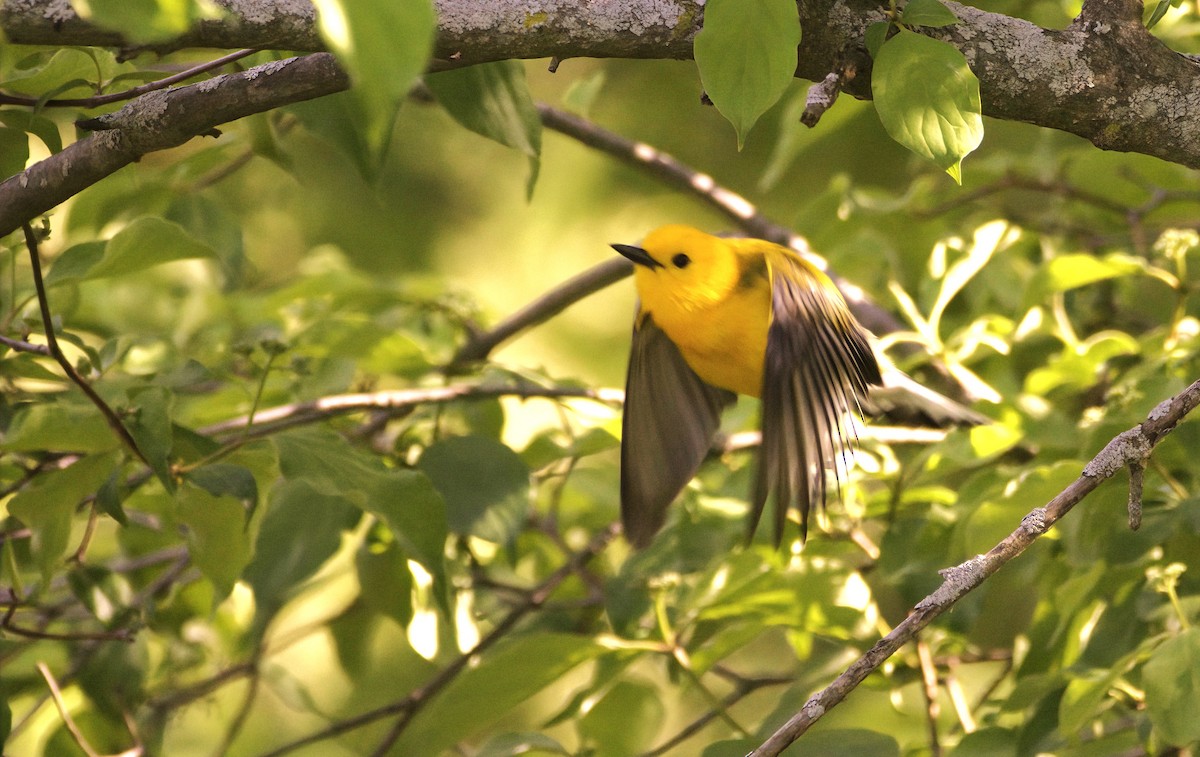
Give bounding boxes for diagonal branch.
[751,377,1200,756]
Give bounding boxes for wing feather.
[754,254,882,544]
[622,312,736,548]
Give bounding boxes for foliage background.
[1,0,1200,755]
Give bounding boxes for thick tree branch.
[4,0,1200,168]
[0,53,347,239]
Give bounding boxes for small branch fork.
[750,377,1200,756]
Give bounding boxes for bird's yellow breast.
[634,255,771,398]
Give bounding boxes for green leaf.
[74,0,216,44]
[578,679,664,756]
[312,0,436,156]
[475,732,570,757]
[0,49,97,98]
[95,470,128,526]
[125,386,175,491]
[185,464,259,509]
[87,217,216,279]
[864,21,892,60]
[244,479,355,629]
[274,427,386,503]
[175,482,255,601]
[9,453,120,583]
[427,61,543,197]
[1144,628,1200,746]
[872,29,983,183]
[694,0,802,148]
[393,634,603,755]
[356,533,414,626]
[1024,253,1146,308]
[900,0,960,27]
[761,730,899,757]
[0,110,64,154]
[44,242,107,288]
[0,127,29,180]
[2,402,118,454]
[418,436,530,544]
[274,429,448,612]
[366,471,448,604]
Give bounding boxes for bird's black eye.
[671,253,691,269]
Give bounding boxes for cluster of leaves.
[1,1,1199,756]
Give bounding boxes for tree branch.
[750,377,1200,756]
[4,0,1200,168]
[0,53,347,239]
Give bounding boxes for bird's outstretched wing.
[753,256,882,545]
[622,312,736,548]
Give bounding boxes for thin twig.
[22,223,150,466]
[750,377,1200,756]
[450,257,633,365]
[200,383,624,438]
[642,673,792,757]
[0,49,259,108]
[916,639,942,757]
[38,661,101,757]
[0,333,51,355]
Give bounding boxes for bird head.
[611,225,741,312]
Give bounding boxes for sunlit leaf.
[2,402,118,454]
[393,634,603,755]
[86,217,216,280]
[312,0,436,157]
[1144,628,1200,746]
[1024,253,1146,308]
[73,0,219,44]
[578,679,664,755]
[872,29,983,182]
[694,0,801,148]
[900,0,960,27]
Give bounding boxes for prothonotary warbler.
[612,224,883,548]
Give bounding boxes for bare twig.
[1127,460,1144,531]
[22,224,150,466]
[0,333,51,355]
[450,256,633,365]
[200,383,624,438]
[0,49,258,108]
[38,661,101,757]
[751,377,1200,756]
[916,639,942,757]
[642,672,792,756]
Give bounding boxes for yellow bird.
[612,224,882,548]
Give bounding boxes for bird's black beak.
[611,243,663,269]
